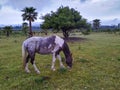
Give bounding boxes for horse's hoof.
[51,68,56,71]
[53,69,56,71]
[26,70,31,73]
[36,71,40,74]
[67,66,72,71]
[60,65,65,69]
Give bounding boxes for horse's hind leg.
[25,55,31,73]
[33,61,40,74]
[30,54,40,74]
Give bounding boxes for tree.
[21,7,38,37]
[22,22,28,35]
[93,19,100,31]
[3,26,12,37]
[41,6,89,38]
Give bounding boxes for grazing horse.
[22,35,73,74]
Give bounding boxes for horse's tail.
[22,42,27,68]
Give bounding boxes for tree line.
[1,6,120,37]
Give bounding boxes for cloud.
[0,0,8,9]
[4,0,52,11]
[80,0,85,2]
[74,0,120,21]
[0,6,23,25]
[0,0,120,25]
[0,0,8,5]
[0,0,51,25]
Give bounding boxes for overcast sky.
[0,0,120,25]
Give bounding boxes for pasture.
[0,33,120,90]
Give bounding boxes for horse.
[22,35,73,74]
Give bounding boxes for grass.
[0,33,120,90]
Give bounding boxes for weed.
[34,76,51,84]
[58,67,67,74]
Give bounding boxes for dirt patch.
[63,37,88,42]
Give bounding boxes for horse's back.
[22,35,65,53]
[23,37,42,43]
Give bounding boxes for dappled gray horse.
[22,35,73,74]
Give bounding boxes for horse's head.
[66,53,73,68]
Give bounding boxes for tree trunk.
[62,29,69,39]
[6,31,9,37]
[29,20,33,37]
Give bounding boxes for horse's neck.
[62,42,70,58]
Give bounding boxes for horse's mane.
[62,41,71,57]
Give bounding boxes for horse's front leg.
[51,53,56,71]
[57,54,65,68]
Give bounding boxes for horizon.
[0,22,119,28]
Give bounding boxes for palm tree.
[93,19,100,31]
[21,7,38,37]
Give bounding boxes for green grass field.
[0,33,120,90]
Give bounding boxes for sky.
[0,0,120,25]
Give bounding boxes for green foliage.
[41,6,90,38]
[34,76,50,84]
[81,29,91,35]
[3,26,13,37]
[118,58,120,61]
[21,7,37,22]
[58,68,67,74]
[22,22,29,36]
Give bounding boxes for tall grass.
[0,33,120,90]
